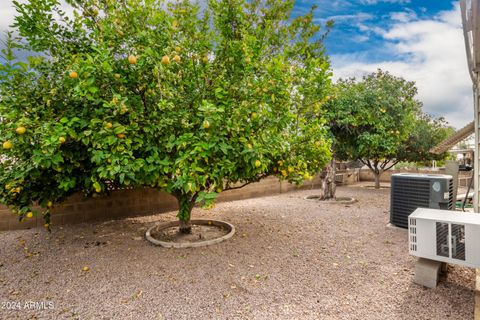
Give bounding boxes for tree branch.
[383,160,399,172]
[379,159,389,170]
[224,181,254,191]
[224,174,268,191]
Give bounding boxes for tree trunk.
[320,159,336,200]
[176,193,195,234]
[374,172,381,189]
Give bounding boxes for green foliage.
[326,70,420,162]
[324,69,421,186]
[325,69,453,184]
[397,113,455,164]
[0,0,332,225]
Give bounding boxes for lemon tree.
[0,0,332,233]
[325,70,421,189]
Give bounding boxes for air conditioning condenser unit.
[391,173,453,228]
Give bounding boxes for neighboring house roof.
[430,121,475,155]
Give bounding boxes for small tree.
[325,70,421,189]
[0,0,332,232]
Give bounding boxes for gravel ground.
[0,184,475,320]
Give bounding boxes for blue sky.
[0,0,472,129]
[289,0,471,129]
[298,1,455,61]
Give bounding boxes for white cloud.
[0,1,74,35]
[390,9,417,23]
[353,34,370,42]
[0,1,21,33]
[332,3,473,129]
[360,0,411,4]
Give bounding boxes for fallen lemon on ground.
[82,266,90,272]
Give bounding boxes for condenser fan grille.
[391,178,430,228]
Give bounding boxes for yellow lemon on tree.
[114,73,121,79]
[69,71,78,79]
[15,126,26,135]
[255,160,261,168]
[288,166,294,173]
[161,55,170,65]
[26,212,33,218]
[277,160,283,166]
[173,55,181,63]
[116,133,125,139]
[281,170,287,177]
[59,137,66,144]
[128,55,137,64]
[3,141,13,149]
[251,112,257,119]
[203,120,210,129]
[106,122,113,129]
[47,201,53,208]
[175,46,181,53]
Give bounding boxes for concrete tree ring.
[146,219,235,248]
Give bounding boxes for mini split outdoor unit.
[390,173,454,228]
[409,208,480,268]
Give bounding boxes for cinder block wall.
[359,168,472,186]
[0,175,324,231]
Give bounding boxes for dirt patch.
[150,224,229,243]
[304,195,357,204]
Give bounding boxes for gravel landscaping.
[0,184,475,320]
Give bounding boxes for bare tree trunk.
[374,172,381,189]
[179,218,192,234]
[320,159,336,200]
[176,193,196,234]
